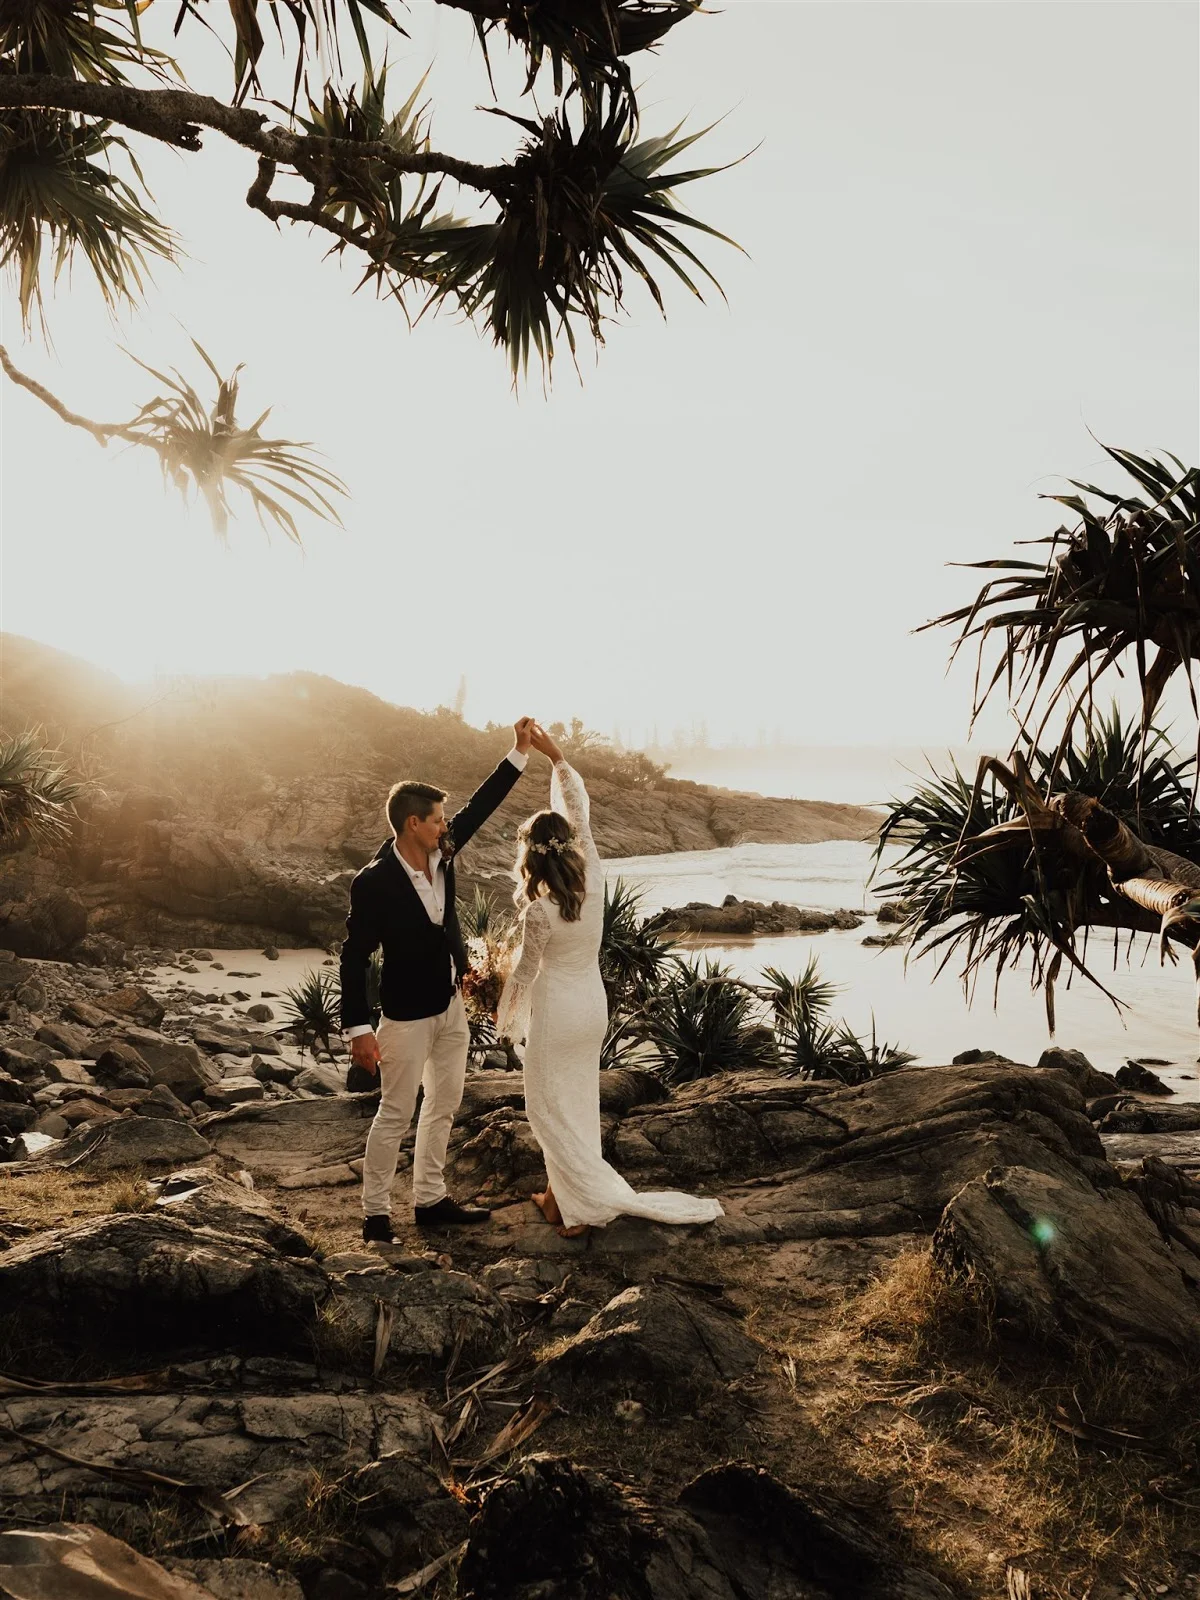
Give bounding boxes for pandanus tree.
[877,447,1200,1026]
[0,0,734,537]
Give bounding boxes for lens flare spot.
[1030,1217,1056,1248]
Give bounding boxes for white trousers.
[360,993,470,1216]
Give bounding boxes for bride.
[496,723,723,1238]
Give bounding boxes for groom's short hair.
[387,781,446,836]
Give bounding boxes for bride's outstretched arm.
[550,760,599,864]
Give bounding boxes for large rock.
[327,1265,512,1369]
[97,983,166,1029]
[152,1168,314,1256]
[33,1020,93,1058]
[933,1163,1200,1374]
[537,1284,761,1411]
[0,1212,328,1352]
[457,1456,954,1600]
[200,1096,378,1176]
[1035,1047,1120,1099]
[99,1028,219,1099]
[447,1061,1109,1245]
[0,1392,435,1523]
[0,887,88,959]
[32,1113,211,1172]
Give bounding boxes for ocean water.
[604,840,1200,1099]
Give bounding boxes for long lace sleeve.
[550,761,599,866]
[495,897,552,1044]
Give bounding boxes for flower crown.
[526,834,574,857]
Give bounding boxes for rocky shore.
[1,946,1199,1598]
[652,896,865,936]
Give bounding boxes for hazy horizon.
[2,2,1196,754]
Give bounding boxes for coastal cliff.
[0,635,880,955]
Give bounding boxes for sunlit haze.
[1,1,1196,755]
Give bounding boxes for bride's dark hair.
[515,809,587,922]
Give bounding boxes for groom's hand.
[350,1032,381,1075]
[513,716,535,755]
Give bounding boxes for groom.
[341,717,534,1242]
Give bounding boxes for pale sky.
[1,1,1196,752]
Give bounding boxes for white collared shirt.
[344,747,527,1037]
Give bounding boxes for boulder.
[933,1164,1200,1374]
[0,1524,215,1600]
[251,1055,299,1085]
[31,1112,211,1172]
[43,1059,95,1086]
[98,984,166,1028]
[1114,1060,1174,1096]
[0,1211,328,1352]
[246,1003,275,1022]
[292,1062,343,1096]
[0,1041,54,1081]
[1035,1047,1120,1099]
[137,1082,196,1121]
[198,1096,377,1176]
[205,1076,266,1108]
[91,1041,152,1089]
[34,1020,93,1058]
[537,1284,761,1410]
[103,1030,220,1099]
[0,1392,434,1521]
[61,997,116,1029]
[56,1096,118,1129]
[152,1168,314,1256]
[191,1020,258,1056]
[328,1266,511,1369]
[0,887,88,959]
[456,1456,954,1600]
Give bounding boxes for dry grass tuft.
[798,1247,1200,1597]
[0,1166,157,1234]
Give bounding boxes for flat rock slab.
[0,1524,215,1600]
[457,1456,954,1600]
[30,1113,212,1172]
[166,1559,303,1600]
[0,1392,436,1521]
[934,1163,1200,1374]
[0,1212,328,1353]
[1102,1130,1200,1170]
[537,1283,762,1411]
[276,1162,358,1189]
[329,1267,512,1369]
[152,1168,314,1257]
[199,1097,377,1174]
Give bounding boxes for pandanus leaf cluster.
[1,0,737,537]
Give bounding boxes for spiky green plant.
[284,968,341,1058]
[874,708,1200,1017]
[0,730,85,850]
[643,956,777,1084]
[600,877,674,1013]
[470,0,700,102]
[0,110,175,327]
[403,88,738,377]
[930,447,1200,755]
[126,344,346,542]
[760,957,839,1029]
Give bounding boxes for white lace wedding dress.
[497,760,724,1231]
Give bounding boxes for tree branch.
[0,73,510,193]
[0,344,137,445]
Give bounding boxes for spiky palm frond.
[643,956,777,1084]
[0,729,85,851]
[600,876,674,1012]
[285,966,340,1055]
[297,64,433,235]
[460,885,499,940]
[929,446,1200,754]
[874,708,1200,1013]
[395,88,737,377]
[125,342,345,541]
[759,957,839,1029]
[0,110,176,327]
[466,0,700,102]
[0,0,166,82]
[184,0,405,104]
